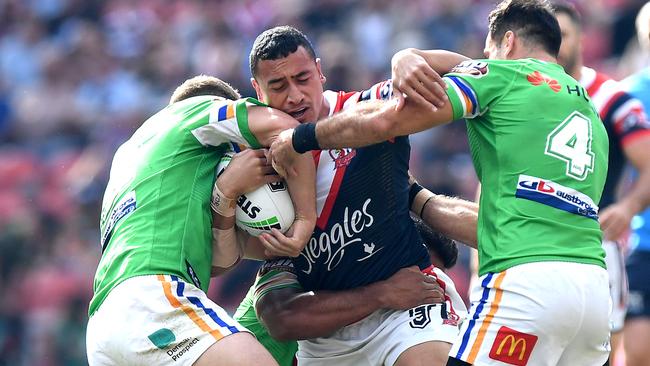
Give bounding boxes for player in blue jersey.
[622,3,650,365]
[240,26,477,366]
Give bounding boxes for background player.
[245,26,474,366]
[622,3,650,365]
[86,75,318,366]
[270,1,611,364]
[554,3,650,362]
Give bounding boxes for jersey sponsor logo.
[148,328,176,349]
[300,198,382,274]
[515,175,599,220]
[164,337,200,362]
[186,260,201,288]
[450,61,489,78]
[488,326,538,366]
[101,191,137,250]
[328,148,356,169]
[527,71,561,92]
[566,84,590,101]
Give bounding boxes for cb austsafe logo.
[515,174,598,220]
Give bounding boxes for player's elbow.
[260,310,299,341]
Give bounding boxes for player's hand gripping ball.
[216,153,295,236]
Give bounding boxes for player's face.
[556,13,582,76]
[252,46,326,123]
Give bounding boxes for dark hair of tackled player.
[488,0,562,57]
[410,213,459,270]
[551,2,582,28]
[249,26,317,78]
[170,75,241,104]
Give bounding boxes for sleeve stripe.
[235,99,262,149]
[448,76,479,117]
[217,105,227,120]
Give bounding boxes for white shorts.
[449,261,610,366]
[86,275,249,366]
[297,267,467,366]
[603,240,628,332]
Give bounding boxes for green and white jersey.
[443,59,609,275]
[90,96,264,316]
[234,259,301,366]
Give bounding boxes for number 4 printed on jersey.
[545,112,595,181]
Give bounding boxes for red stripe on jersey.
[316,162,347,230]
[621,129,650,147]
[586,71,610,97]
[314,90,357,230]
[336,91,358,112]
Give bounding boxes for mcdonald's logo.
[488,326,538,366]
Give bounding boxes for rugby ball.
[216,153,295,236]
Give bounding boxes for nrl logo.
[451,61,489,78]
[328,148,356,169]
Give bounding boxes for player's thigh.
[394,341,450,366]
[194,332,278,366]
[449,263,609,366]
[87,275,251,366]
[624,318,650,366]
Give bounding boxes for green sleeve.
[443,60,519,120]
[234,98,266,149]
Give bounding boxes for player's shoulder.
[324,80,393,115]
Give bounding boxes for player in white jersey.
[554,4,650,361]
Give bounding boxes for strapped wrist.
[411,189,435,218]
[211,182,236,217]
[292,123,320,153]
[408,182,424,208]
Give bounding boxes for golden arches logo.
[495,334,527,361]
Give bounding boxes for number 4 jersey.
[443,59,609,275]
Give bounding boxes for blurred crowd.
[0,0,646,364]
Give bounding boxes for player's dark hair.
[488,0,562,57]
[552,2,582,28]
[170,75,240,104]
[249,26,316,78]
[411,214,459,269]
